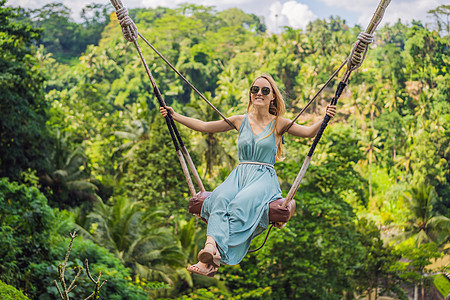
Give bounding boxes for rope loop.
[114,5,138,42]
[347,32,374,72]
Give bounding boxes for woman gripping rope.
[160,73,336,277]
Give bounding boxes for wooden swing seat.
[189,191,296,224]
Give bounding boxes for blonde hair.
[247,73,286,161]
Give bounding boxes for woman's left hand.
[326,105,337,119]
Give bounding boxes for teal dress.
[200,114,282,265]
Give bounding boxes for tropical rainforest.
[1,0,449,299]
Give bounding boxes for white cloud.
[268,1,316,33]
[282,1,316,29]
[11,0,116,21]
[139,0,184,8]
[140,0,255,9]
[11,0,444,31]
[319,0,441,27]
[361,0,440,26]
[320,0,379,11]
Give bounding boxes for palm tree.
[395,183,449,300]
[344,84,366,138]
[172,217,205,288]
[363,87,382,130]
[394,125,415,181]
[397,183,450,247]
[112,116,150,178]
[169,216,226,296]
[40,129,98,207]
[359,128,382,202]
[76,196,187,286]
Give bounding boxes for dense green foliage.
[0,178,148,298]
[13,2,112,62]
[0,0,52,181]
[0,280,30,300]
[121,117,192,212]
[1,1,449,299]
[433,274,450,298]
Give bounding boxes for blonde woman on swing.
[160,73,336,277]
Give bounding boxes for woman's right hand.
[160,106,174,118]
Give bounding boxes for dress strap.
[239,114,249,134]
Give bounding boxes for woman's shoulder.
[276,117,292,131]
[229,114,246,121]
[227,114,246,124]
[228,114,246,131]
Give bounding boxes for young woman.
[160,73,336,277]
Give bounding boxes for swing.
[189,191,296,224]
[108,0,390,249]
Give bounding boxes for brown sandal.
[187,263,218,277]
[198,242,221,267]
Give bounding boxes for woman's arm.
[278,105,337,138]
[160,106,243,133]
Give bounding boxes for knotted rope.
[347,32,374,73]
[283,31,374,135]
[282,0,390,207]
[343,0,390,82]
[283,0,390,135]
[109,0,204,197]
[109,0,236,130]
[110,0,138,42]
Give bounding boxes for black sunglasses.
[250,86,271,95]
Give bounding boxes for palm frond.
[67,180,98,191]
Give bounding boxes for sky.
[8,0,446,33]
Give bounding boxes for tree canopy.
[1,1,449,299]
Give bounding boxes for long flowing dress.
[200,114,282,265]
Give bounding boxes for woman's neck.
[250,106,272,121]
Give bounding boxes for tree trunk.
[369,150,373,201]
[393,135,396,160]
[414,284,418,300]
[370,109,374,130]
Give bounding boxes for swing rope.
[109,0,390,253]
[282,0,390,206]
[282,58,348,135]
[110,0,204,196]
[247,224,274,253]
[110,0,390,205]
[137,33,237,131]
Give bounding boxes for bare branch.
[83,258,107,300]
[67,266,83,293]
[84,259,96,283]
[62,232,78,276]
[55,232,107,299]
[54,279,64,299]
[99,280,107,289]
[55,232,79,299]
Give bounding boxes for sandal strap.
[189,263,217,274]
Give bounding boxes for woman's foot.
[198,242,221,267]
[187,261,218,277]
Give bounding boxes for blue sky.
[9,0,445,33]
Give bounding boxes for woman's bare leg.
[205,235,218,253]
